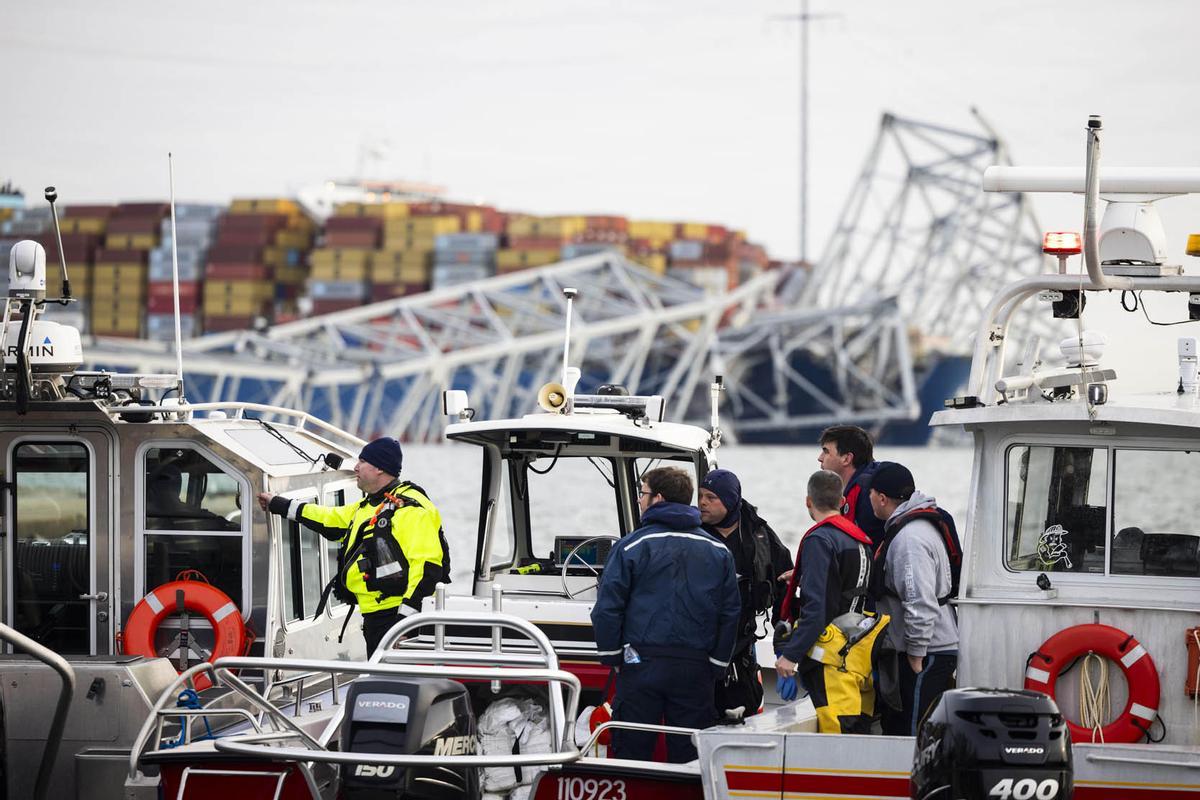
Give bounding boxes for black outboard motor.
[911,688,1073,800]
[340,676,479,800]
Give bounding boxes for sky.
[3,0,1199,384]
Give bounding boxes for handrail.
[581,720,700,754]
[101,400,365,449]
[211,740,582,768]
[0,623,76,800]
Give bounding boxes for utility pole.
[773,2,839,265]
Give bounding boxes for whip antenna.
[168,152,186,403]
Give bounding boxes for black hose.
[14,300,33,415]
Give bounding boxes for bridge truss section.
[86,254,780,442]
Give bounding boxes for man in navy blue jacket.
[591,466,740,762]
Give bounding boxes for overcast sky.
[4,1,1199,384]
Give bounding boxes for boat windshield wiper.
[587,456,615,489]
[256,418,318,467]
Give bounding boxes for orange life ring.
[124,579,246,692]
[1024,623,1160,744]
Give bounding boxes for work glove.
[776,674,798,702]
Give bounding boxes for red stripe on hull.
[726,770,908,797]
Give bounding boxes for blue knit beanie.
[359,437,403,477]
[700,468,742,528]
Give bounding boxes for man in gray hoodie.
[868,462,958,736]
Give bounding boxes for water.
[403,443,974,581]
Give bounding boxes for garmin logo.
[1003,745,1045,755]
[433,734,478,756]
[6,344,53,358]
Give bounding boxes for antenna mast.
[168,153,186,403]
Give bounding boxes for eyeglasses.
[638,490,654,498]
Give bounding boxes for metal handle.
[79,592,108,602]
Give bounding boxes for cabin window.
[141,446,247,607]
[12,442,90,653]
[1111,448,1200,577]
[1005,445,1108,574]
[522,455,621,563]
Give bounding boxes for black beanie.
[870,462,915,501]
[359,437,403,477]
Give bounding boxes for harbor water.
[404,443,973,585]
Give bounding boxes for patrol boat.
[0,190,380,799]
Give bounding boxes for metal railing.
[129,587,582,782]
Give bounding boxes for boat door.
[2,431,115,655]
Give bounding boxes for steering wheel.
[560,535,621,599]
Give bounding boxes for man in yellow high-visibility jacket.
[257,437,447,654]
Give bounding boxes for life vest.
[842,462,885,527]
[871,506,962,605]
[780,515,872,621]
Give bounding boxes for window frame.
[275,487,322,629]
[134,441,253,618]
[1000,435,1200,586]
[321,480,359,612]
[7,437,97,654]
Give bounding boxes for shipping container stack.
[560,215,630,262]
[431,233,498,289]
[369,203,469,303]
[204,199,314,332]
[498,215,587,274]
[145,204,224,342]
[665,222,746,295]
[88,203,171,338]
[626,220,674,276]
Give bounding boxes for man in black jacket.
[775,469,883,734]
[699,468,793,720]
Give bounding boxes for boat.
[5,115,1200,799]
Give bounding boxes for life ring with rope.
[1024,623,1160,744]
[120,570,249,692]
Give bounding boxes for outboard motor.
[911,688,1072,800]
[340,676,479,800]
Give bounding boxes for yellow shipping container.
[105,233,157,250]
[275,264,308,284]
[382,216,460,238]
[93,264,148,283]
[496,249,560,271]
[91,282,145,301]
[90,295,146,313]
[506,215,586,239]
[310,248,371,270]
[0,209,12,223]
[628,220,676,239]
[680,222,709,240]
[90,311,141,332]
[369,250,430,268]
[380,235,437,253]
[630,252,668,275]
[369,263,429,284]
[311,261,368,281]
[464,210,483,233]
[203,297,269,316]
[60,217,107,235]
[363,203,411,220]
[334,202,365,217]
[204,280,273,301]
[274,230,311,249]
[230,198,300,215]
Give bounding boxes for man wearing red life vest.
[774,470,884,734]
[817,425,887,546]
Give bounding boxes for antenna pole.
[562,287,578,383]
[168,153,186,403]
[44,187,71,299]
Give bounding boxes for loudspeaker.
[538,382,568,412]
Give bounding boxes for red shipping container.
[219,213,288,233]
[325,231,380,248]
[325,217,382,234]
[202,315,257,332]
[506,236,567,250]
[207,244,263,264]
[95,248,148,265]
[584,215,629,233]
[63,204,115,219]
[33,233,99,262]
[312,299,362,315]
[205,263,272,281]
[106,215,162,234]
[216,228,274,247]
[147,295,199,314]
[148,281,200,300]
[115,202,169,218]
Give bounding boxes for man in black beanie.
[257,436,449,655]
[698,468,792,719]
